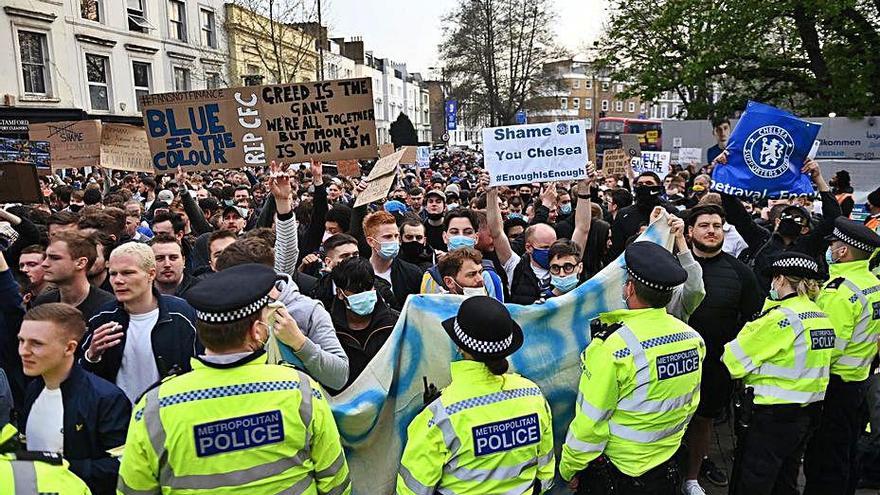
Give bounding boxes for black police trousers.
[803,375,869,495]
[729,401,822,495]
[576,455,681,495]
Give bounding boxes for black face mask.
[68,204,83,213]
[634,185,663,205]
[400,241,428,261]
[427,212,444,221]
[777,218,802,237]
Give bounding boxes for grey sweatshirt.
[667,250,706,323]
[274,273,349,390]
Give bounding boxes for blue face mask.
[447,235,476,251]
[507,213,524,221]
[825,247,842,265]
[377,241,399,260]
[532,248,551,269]
[552,273,579,293]
[560,203,572,215]
[768,288,780,301]
[346,289,377,316]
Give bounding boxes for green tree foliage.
[390,113,419,149]
[595,0,880,119]
[440,0,562,126]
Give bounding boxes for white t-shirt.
[375,266,393,288]
[502,252,551,293]
[26,387,64,453]
[117,308,160,403]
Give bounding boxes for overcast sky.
[322,0,610,75]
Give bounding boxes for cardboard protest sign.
[483,120,588,186]
[678,147,702,166]
[620,133,642,159]
[378,143,395,158]
[0,162,41,203]
[0,138,51,168]
[336,159,361,177]
[712,101,820,200]
[399,146,418,165]
[602,149,629,176]
[29,120,102,169]
[633,151,671,179]
[141,77,377,173]
[99,124,153,173]
[416,146,430,168]
[354,149,404,208]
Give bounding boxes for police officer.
[396,296,555,494]
[722,252,832,495]
[803,218,880,495]
[0,423,91,495]
[117,264,351,495]
[560,241,705,495]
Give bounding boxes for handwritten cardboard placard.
[620,133,642,160]
[399,146,418,165]
[29,120,102,169]
[99,124,154,173]
[141,77,377,173]
[633,151,671,179]
[0,162,41,203]
[354,149,404,207]
[337,159,361,177]
[602,149,629,176]
[483,120,588,186]
[678,147,702,166]
[378,143,395,158]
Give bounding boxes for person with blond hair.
[81,242,200,403]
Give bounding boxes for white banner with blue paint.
[711,100,820,200]
[328,214,674,494]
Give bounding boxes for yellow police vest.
[722,294,834,405]
[0,452,91,495]
[818,260,880,382]
[117,352,350,495]
[560,307,705,481]
[396,360,555,495]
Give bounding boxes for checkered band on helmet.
[196,294,272,323]
[832,227,873,252]
[772,256,819,273]
[453,319,513,355]
[626,266,676,291]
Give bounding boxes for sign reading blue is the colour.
[483,120,588,186]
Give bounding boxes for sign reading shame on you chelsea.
[483,120,588,186]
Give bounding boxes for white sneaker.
[681,479,707,495]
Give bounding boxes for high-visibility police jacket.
[818,260,880,382]
[0,453,92,495]
[722,293,834,405]
[116,351,350,495]
[396,360,555,495]
[559,307,705,481]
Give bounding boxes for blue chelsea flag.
[711,101,820,200]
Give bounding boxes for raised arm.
[176,169,213,235]
[269,161,300,275]
[487,188,513,266]
[571,164,597,253]
[300,160,328,257]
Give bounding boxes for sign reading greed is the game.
[141,77,377,172]
[483,120,588,186]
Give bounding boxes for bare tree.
[440,0,562,126]
[227,0,319,84]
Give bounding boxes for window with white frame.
[601,81,609,91]
[672,104,679,116]
[81,0,102,22]
[132,61,151,112]
[601,99,609,111]
[628,102,636,113]
[584,118,592,129]
[173,66,190,91]
[572,98,580,109]
[128,0,151,32]
[168,0,187,42]
[661,105,668,119]
[585,80,592,89]
[616,83,624,93]
[560,97,568,110]
[615,100,623,112]
[205,71,221,89]
[18,31,50,95]
[86,53,110,111]
[573,79,580,89]
[200,9,216,48]
[585,98,592,110]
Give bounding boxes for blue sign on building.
[445,99,458,131]
[515,110,527,125]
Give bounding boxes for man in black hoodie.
[609,171,677,260]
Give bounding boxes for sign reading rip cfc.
[483,120,588,186]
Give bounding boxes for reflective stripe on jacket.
[722,294,833,405]
[396,360,555,495]
[560,307,705,481]
[117,352,350,495]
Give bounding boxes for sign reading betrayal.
[483,120,588,186]
[141,77,377,172]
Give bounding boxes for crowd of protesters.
[0,134,879,495]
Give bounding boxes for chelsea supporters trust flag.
[483,120,589,186]
[711,101,820,200]
[328,213,674,493]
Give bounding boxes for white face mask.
[462,286,487,298]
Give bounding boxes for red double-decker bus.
[595,117,663,165]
